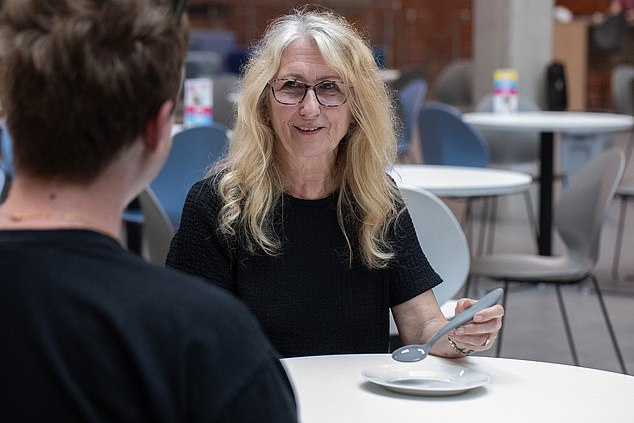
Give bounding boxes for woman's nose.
[299,89,321,116]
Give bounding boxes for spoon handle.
[429,287,504,345]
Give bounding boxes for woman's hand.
[448,298,505,353]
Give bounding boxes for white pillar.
[473,0,554,109]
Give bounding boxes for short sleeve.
[388,205,443,307]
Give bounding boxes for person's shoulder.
[142,262,232,306]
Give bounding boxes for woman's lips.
[295,125,323,134]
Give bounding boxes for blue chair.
[123,123,228,256]
[396,78,427,159]
[418,102,489,167]
[417,103,534,260]
[152,123,228,228]
[0,166,7,204]
[1,122,14,178]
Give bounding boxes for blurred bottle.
[493,68,518,113]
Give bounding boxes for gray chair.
[138,187,174,265]
[611,65,634,116]
[610,65,634,282]
[432,59,473,110]
[389,186,470,339]
[470,148,627,374]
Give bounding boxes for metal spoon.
[391,288,504,363]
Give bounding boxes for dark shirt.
[0,229,297,422]
[167,178,442,357]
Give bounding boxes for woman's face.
[268,36,353,170]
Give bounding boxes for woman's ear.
[142,100,174,153]
[262,103,271,125]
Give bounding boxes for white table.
[464,111,634,255]
[282,354,634,423]
[389,164,532,255]
[389,164,532,197]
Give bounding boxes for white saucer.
[362,363,490,396]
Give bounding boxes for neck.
[278,152,338,200]
[0,176,126,240]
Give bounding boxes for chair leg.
[555,284,579,366]
[495,280,509,358]
[463,199,474,251]
[523,190,539,251]
[462,275,472,298]
[476,197,489,256]
[590,275,628,374]
[485,196,498,254]
[611,195,628,284]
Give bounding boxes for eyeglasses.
[172,0,186,21]
[268,78,348,107]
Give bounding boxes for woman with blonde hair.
[167,6,503,358]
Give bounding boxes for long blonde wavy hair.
[212,7,403,269]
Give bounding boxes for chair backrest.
[138,187,175,265]
[185,51,223,79]
[150,123,228,228]
[418,102,489,167]
[591,12,628,52]
[396,78,427,156]
[474,94,541,164]
[611,64,634,116]
[389,186,470,334]
[433,59,473,109]
[0,166,7,204]
[400,186,470,304]
[1,122,14,178]
[555,148,624,265]
[212,73,240,129]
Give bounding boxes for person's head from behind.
[0,0,187,185]
[221,6,399,268]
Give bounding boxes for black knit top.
[166,177,442,357]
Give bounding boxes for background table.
[464,111,633,255]
[389,164,532,197]
[390,164,532,255]
[282,354,634,423]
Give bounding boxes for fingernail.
[474,314,483,322]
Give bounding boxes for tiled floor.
[457,134,634,375]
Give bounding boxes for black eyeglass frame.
[172,0,186,21]
[268,78,348,107]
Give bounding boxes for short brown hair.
[0,0,187,182]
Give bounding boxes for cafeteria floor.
[442,132,634,376]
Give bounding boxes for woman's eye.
[281,80,304,90]
[319,81,338,90]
